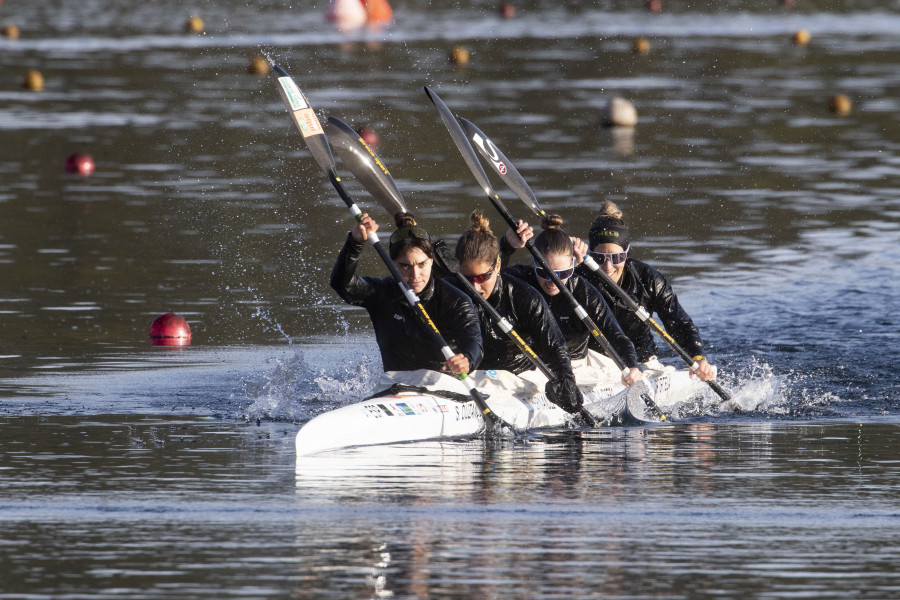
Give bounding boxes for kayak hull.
[295,364,710,455]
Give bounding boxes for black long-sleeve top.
[503,264,640,369]
[576,258,703,362]
[330,233,483,372]
[446,272,576,380]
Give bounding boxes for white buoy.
[602,97,638,128]
[325,0,368,30]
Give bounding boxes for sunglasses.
[464,256,500,284]
[532,257,575,282]
[390,226,430,245]
[588,245,630,266]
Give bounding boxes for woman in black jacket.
[501,214,643,388]
[330,211,483,375]
[451,211,583,413]
[576,201,716,381]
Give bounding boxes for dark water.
[1,0,898,597]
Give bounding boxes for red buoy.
[65,153,95,176]
[356,126,379,149]
[149,312,192,346]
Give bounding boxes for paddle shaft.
[272,66,499,429]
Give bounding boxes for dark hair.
[455,211,499,266]
[534,214,573,257]
[389,212,433,260]
[588,201,630,250]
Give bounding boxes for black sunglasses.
[464,256,500,284]
[588,245,629,266]
[532,257,575,282]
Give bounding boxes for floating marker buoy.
[23,69,44,91]
[632,37,651,55]
[363,0,392,24]
[2,23,19,39]
[326,0,368,29]
[449,45,470,65]
[185,15,204,34]
[248,56,270,76]
[602,97,638,128]
[356,126,379,149]
[792,29,810,45]
[149,313,192,346]
[65,153,95,176]
[829,94,852,116]
[498,2,516,18]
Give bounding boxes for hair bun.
[599,200,623,220]
[469,210,493,235]
[394,211,417,228]
[541,214,564,230]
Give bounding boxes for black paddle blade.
[272,64,336,178]
[324,117,408,218]
[458,117,546,219]
[424,86,497,198]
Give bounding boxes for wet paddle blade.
[424,86,497,198]
[325,116,408,218]
[272,64,336,178]
[458,117,546,218]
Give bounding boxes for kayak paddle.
[324,115,598,427]
[424,86,661,421]
[457,117,732,404]
[271,64,503,431]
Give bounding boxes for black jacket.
[446,273,575,378]
[575,259,703,362]
[503,264,640,369]
[330,234,483,372]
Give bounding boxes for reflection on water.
[0,0,898,596]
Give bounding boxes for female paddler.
[330,211,483,375]
[576,201,716,381]
[501,214,643,387]
[449,211,584,413]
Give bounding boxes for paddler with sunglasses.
[575,201,716,381]
[330,212,483,376]
[445,211,584,413]
[500,214,643,388]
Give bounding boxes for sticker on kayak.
[277,77,308,110]
[291,108,324,138]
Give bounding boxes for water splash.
[241,347,381,423]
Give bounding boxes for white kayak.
[295,351,714,456]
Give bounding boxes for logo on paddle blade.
[497,163,507,174]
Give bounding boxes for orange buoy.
[149,313,192,346]
[449,45,470,65]
[2,23,19,39]
[248,56,270,76]
[363,0,392,24]
[829,94,852,116]
[632,37,651,55]
[185,15,204,34]
[792,29,810,45]
[23,69,44,91]
[65,153,95,176]
[646,0,662,13]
